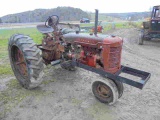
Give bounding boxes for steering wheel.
[45,15,59,28]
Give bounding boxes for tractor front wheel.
[8,34,44,89]
[138,30,144,45]
[102,75,124,99]
[112,80,124,98]
[92,79,118,105]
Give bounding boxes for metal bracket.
[72,59,151,89]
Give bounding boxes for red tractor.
[8,10,150,105]
[91,20,103,33]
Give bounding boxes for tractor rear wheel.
[8,34,44,89]
[92,79,118,105]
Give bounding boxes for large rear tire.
[8,34,44,89]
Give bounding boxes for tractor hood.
[63,33,123,47]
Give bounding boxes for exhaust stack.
[94,9,98,35]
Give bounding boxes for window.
[155,9,160,17]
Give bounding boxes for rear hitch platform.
[72,60,151,89]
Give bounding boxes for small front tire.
[138,30,144,45]
[92,79,118,105]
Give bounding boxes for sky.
[0,0,160,17]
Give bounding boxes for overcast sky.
[0,0,160,17]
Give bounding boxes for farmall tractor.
[138,5,160,45]
[8,10,150,105]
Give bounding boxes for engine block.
[63,33,123,74]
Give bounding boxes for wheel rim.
[12,46,28,77]
[96,84,111,98]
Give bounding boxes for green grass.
[80,23,94,27]
[0,27,42,43]
[0,64,13,75]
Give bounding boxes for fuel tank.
[63,33,123,74]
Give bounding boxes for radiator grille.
[109,46,121,68]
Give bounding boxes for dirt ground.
[1,28,160,120]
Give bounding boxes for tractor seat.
[37,24,54,34]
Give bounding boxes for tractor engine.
[63,33,123,74]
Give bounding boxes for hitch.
[71,59,151,89]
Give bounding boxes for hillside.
[104,12,151,21]
[0,7,91,23]
[90,12,151,21]
[0,7,151,23]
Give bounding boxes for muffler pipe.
[94,9,98,35]
[51,59,61,66]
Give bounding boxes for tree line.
[0,7,91,23]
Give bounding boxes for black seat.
[37,24,54,34]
